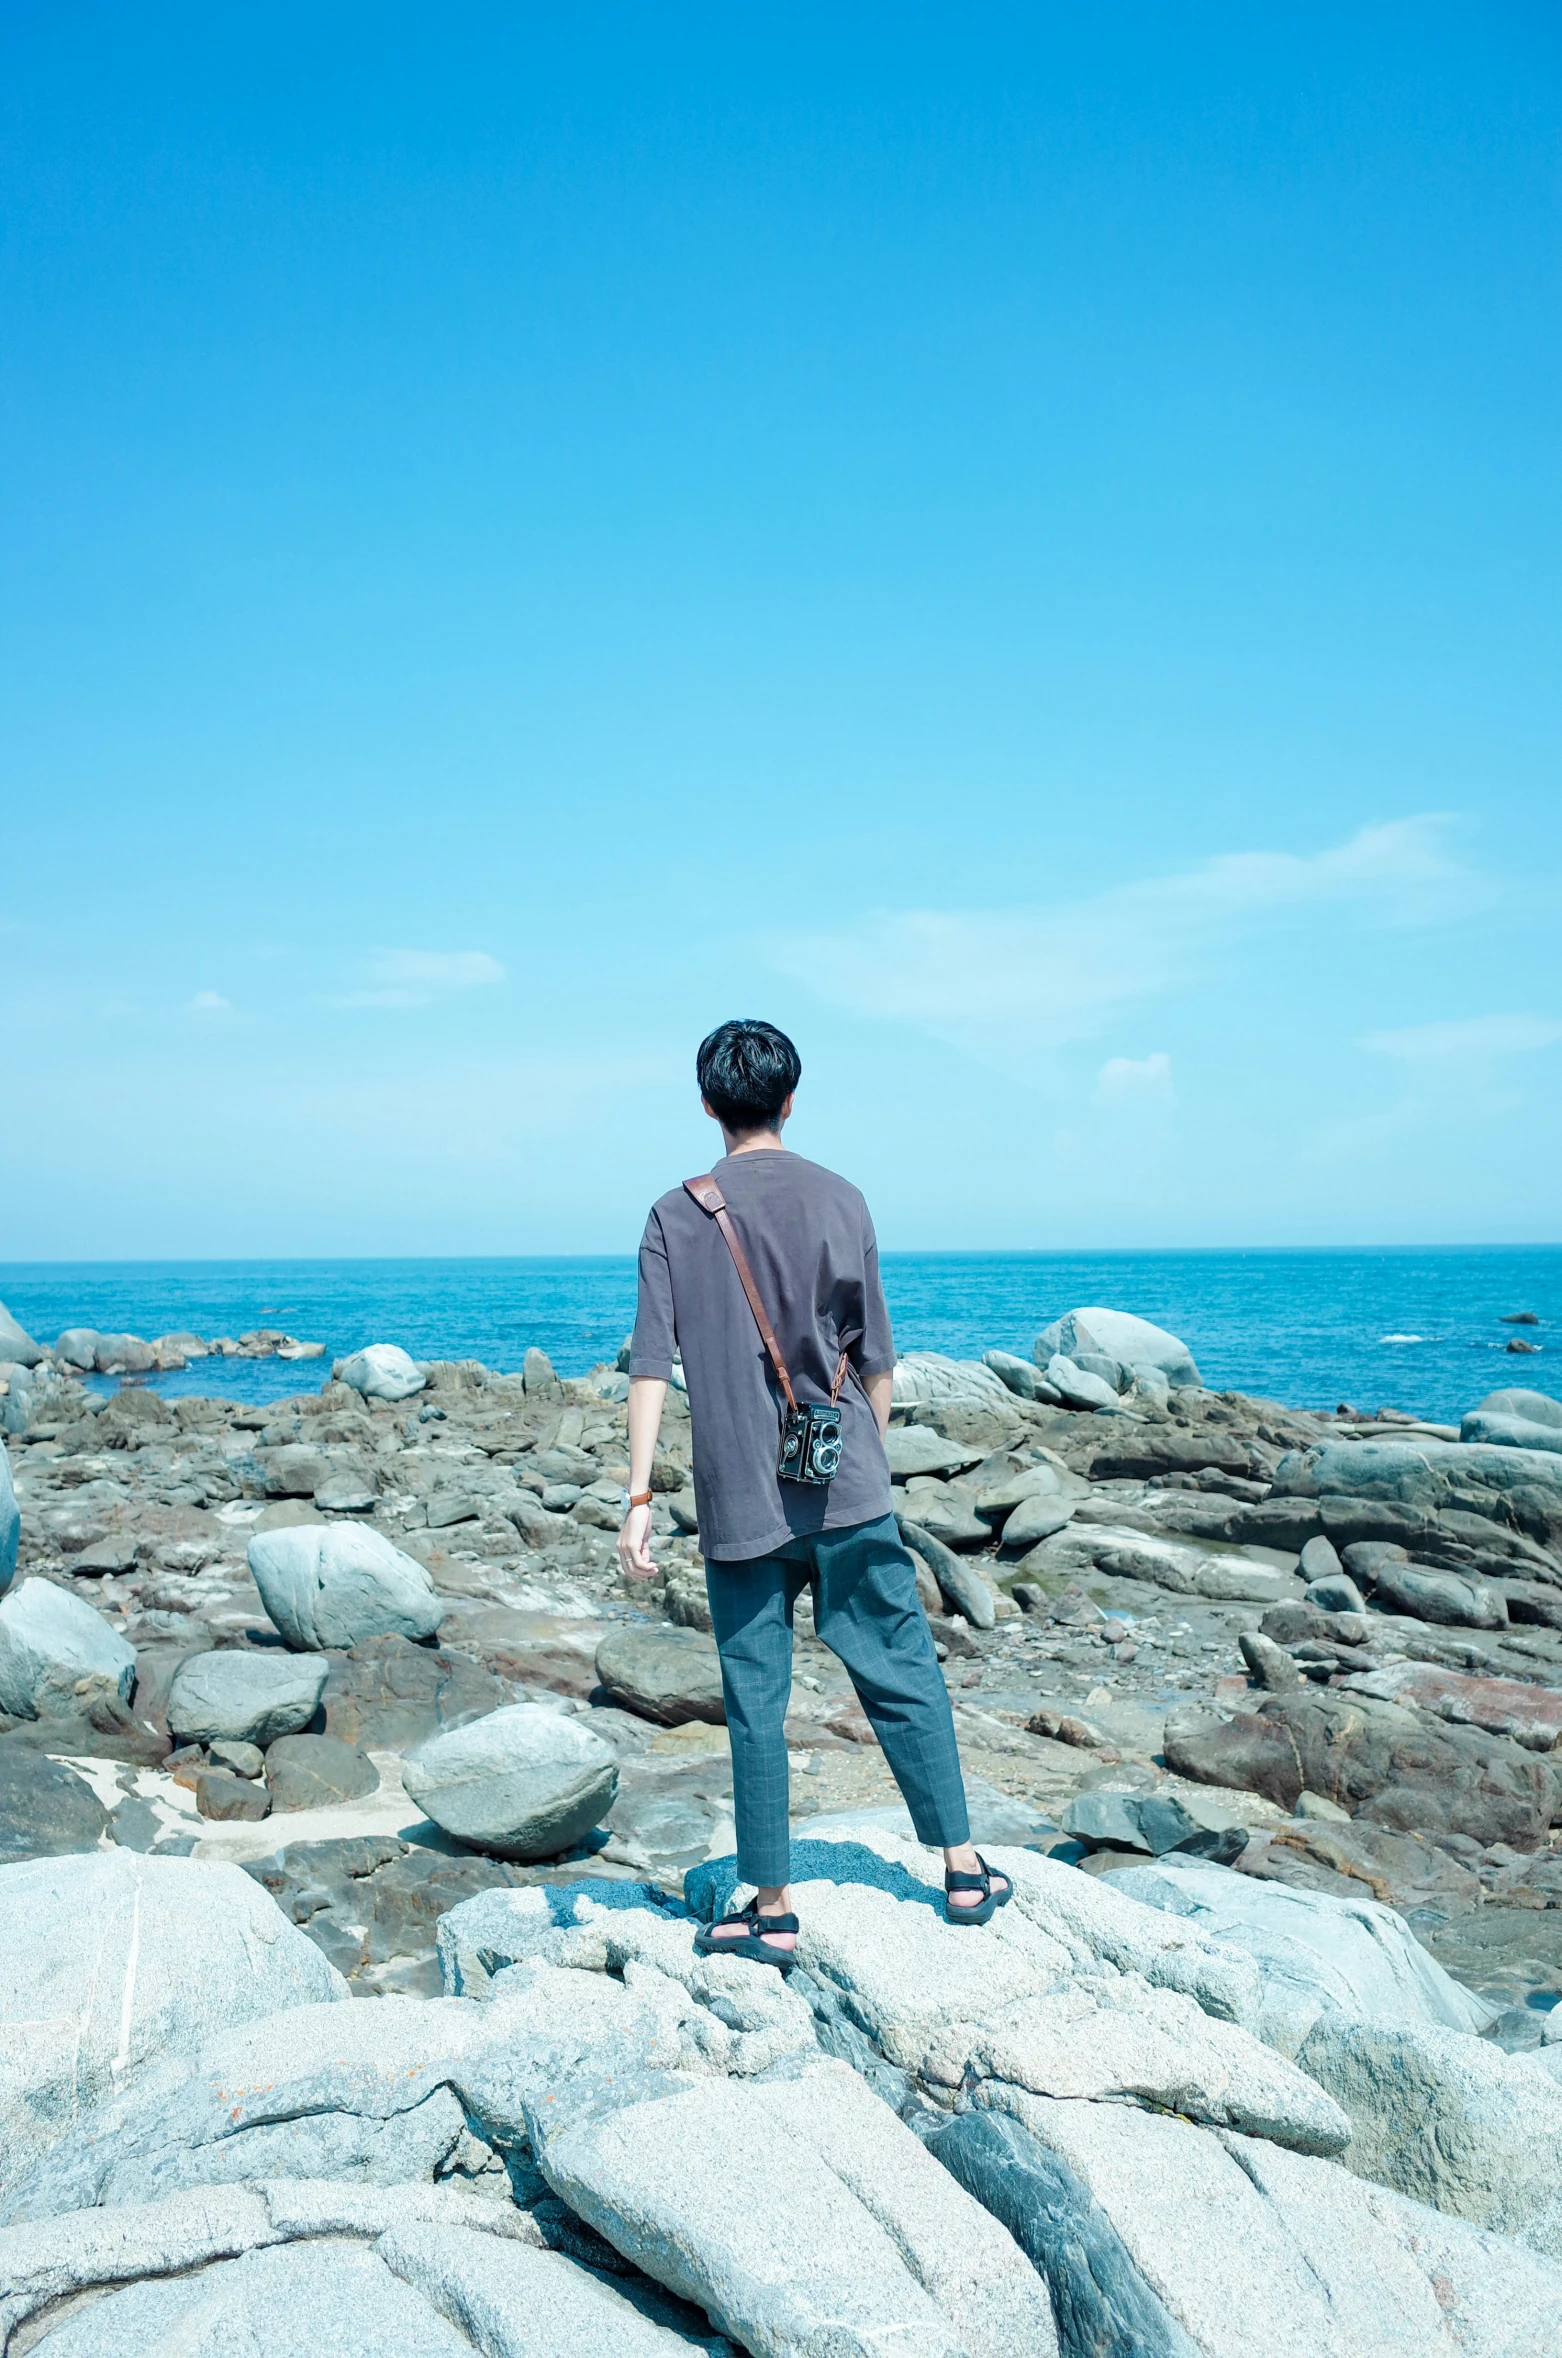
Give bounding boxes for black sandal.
[944,1853,1012,1927]
[693,1901,799,1971]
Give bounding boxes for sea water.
[1,1248,1555,1425]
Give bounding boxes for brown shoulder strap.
[683,1173,798,1412]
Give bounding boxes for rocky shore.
[3,1299,1562,2353]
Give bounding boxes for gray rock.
[899,1478,989,1549]
[531,2055,1059,2358]
[402,1705,618,1860]
[248,1523,444,1650]
[894,1515,996,1628]
[0,1745,110,1865]
[523,1345,561,1396]
[166,1649,329,1746]
[22,2238,475,2358]
[982,1348,1042,1399]
[426,1486,481,1528]
[0,1301,43,1367]
[997,1492,1074,1551]
[594,1626,726,1726]
[72,1534,141,1575]
[0,1851,348,2206]
[0,1445,17,1593]
[265,1733,379,1811]
[890,1353,1019,1414]
[0,1580,136,1718]
[1299,1533,1345,1585]
[257,1445,331,1498]
[1272,1437,1562,1520]
[53,1327,101,1370]
[1462,1410,1562,1455]
[210,1739,265,1778]
[1063,1791,1246,1864]
[1109,1857,1495,2054]
[197,1767,271,1821]
[334,1343,426,1401]
[1240,1630,1303,1691]
[313,1468,378,1512]
[90,1332,155,1374]
[1299,2012,1562,2256]
[376,2221,730,2355]
[1044,1353,1121,1411]
[1365,1557,1509,1630]
[1305,1571,1366,1613]
[1472,1388,1562,1429]
[321,1634,506,1750]
[882,1424,979,1478]
[1035,1307,1202,1390]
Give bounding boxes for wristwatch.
[624,1489,653,1511]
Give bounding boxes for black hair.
[696,1019,801,1131]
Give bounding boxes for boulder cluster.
[2,1299,1562,2352]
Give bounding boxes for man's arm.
[864,1369,892,1441]
[617,1376,668,1580]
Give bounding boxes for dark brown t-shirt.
[630,1149,896,1561]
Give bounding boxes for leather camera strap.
[685,1171,852,1414]
[684,1174,800,1411]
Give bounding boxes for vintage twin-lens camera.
[778,1400,843,1486]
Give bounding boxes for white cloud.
[1096,1051,1174,1104]
[770,818,1477,1063]
[188,990,232,1013]
[1361,1014,1562,1063]
[331,949,508,1010]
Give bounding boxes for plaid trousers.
[705,1511,971,1888]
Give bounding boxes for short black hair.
[696,1019,801,1130]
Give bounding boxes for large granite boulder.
[0,1580,135,1718]
[334,1343,426,1401]
[594,1626,726,1726]
[166,1649,329,1746]
[248,1524,443,1651]
[0,1851,347,2205]
[0,1443,18,1594]
[1035,1307,1202,1390]
[402,1705,618,1860]
[889,1353,1018,1412]
[1108,1856,1494,2054]
[1272,1438,1562,1523]
[1298,2012,1562,2257]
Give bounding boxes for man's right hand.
[617,1501,658,1582]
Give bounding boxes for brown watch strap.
[628,1489,653,1509]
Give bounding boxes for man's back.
[629,1149,895,1559]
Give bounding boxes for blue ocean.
[1,1249,1555,1426]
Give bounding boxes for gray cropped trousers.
[704,1512,971,1890]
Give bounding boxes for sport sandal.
[693,1900,799,1971]
[944,1853,1012,1927]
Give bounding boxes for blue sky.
[2,4,1558,1256]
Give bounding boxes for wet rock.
[402,1705,618,1861]
[249,1522,444,1650]
[321,1635,507,1750]
[594,1625,726,1727]
[0,1579,136,1718]
[265,1732,379,1811]
[0,1745,110,1865]
[166,1648,329,1746]
[1172,1688,1562,1850]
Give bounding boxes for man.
[618,1017,1009,1964]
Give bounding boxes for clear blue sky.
[3,4,1558,1256]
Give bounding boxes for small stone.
[1298,1534,1345,1586]
[1012,1582,1048,1614]
[195,1768,271,1821]
[209,1739,265,1779]
[264,1732,379,1811]
[1026,1707,1107,1749]
[1240,1631,1303,1692]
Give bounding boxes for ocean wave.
[1379,1333,1425,1344]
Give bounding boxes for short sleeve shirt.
[630,1150,896,1561]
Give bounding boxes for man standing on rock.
[618,1017,1008,1963]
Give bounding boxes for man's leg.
[810,1514,972,1849]
[704,1549,806,1950]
